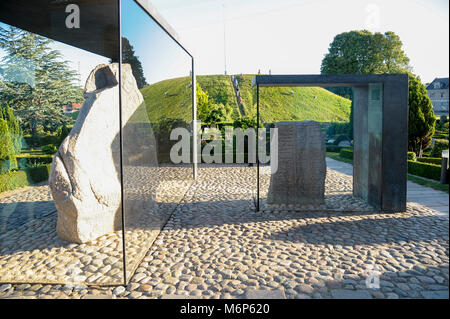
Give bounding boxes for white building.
[426,78,449,117]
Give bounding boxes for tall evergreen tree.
[1,104,22,153]
[121,37,148,89]
[0,117,16,173]
[408,74,436,157]
[0,25,84,141]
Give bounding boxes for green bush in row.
[0,164,52,193]
[407,160,441,181]
[416,157,442,165]
[326,145,344,152]
[407,152,417,161]
[16,155,53,169]
[339,148,353,160]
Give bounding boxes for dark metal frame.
[0,0,196,287]
[253,74,409,213]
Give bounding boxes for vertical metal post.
[117,0,127,286]
[192,57,197,180]
[256,84,260,212]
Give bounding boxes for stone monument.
[49,63,157,243]
[267,121,326,206]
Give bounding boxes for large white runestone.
[49,63,156,243]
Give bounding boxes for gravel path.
[0,164,448,299]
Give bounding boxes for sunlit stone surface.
[49,63,157,243]
[267,121,326,206]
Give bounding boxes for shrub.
[326,122,349,137]
[56,124,73,145]
[233,116,260,130]
[0,164,52,193]
[417,157,442,165]
[42,144,58,155]
[333,134,351,146]
[407,152,416,161]
[431,139,449,158]
[339,148,353,159]
[408,160,441,181]
[16,155,53,169]
[326,145,343,152]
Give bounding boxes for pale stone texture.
[49,63,155,243]
[267,121,326,205]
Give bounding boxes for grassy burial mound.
[139,74,351,124]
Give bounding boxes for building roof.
[427,78,449,90]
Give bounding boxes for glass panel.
[0,0,124,286]
[257,85,377,212]
[121,0,194,284]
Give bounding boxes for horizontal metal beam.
[253,74,408,87]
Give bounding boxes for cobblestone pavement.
[0,164,448,299]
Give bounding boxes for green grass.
[326,152,449,193]
[140,74,352,124]
[140,76,193,122]
[407,174,449,193]
[235,74,352,123]
[197,75,241,118]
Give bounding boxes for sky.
[149,0,449,84]
[1,0,448,85]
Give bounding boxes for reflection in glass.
[0,0,124,286]
[121,0,194,282]
[256,85,377,212]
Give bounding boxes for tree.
[0,104,22,153]
[0,118,16,173]
[321,30,411,75]
[321,30,435,153]
[204,103,232,124]
[120,37,148,89]
[408,74,436,157]
[196,83,213,122]
[0,25,84,141]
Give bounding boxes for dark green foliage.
[0,163,52,193]
[326,122,350,137]
[0,118,16,173]
[56,124,72,145]
[408,74,436,156]
[417,157,443,165]
[16,155,53,169]
[407,160,441,181]
[233,116,259,130]
[333,134,351,146]
[41,144,58,155]
[431,139,449,158]
[1,104,22,153]
[121,37,147,89]
[326,145,344,152]
[0,26,84,141]
[339,148,354,159]
[407,152,417,161]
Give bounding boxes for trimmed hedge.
[339,148,353,160]
[407,152,416,161]
[0,164,52,193]
[417,157,442,165]
[408,160,441,181]
[326,144,344,153]
[16,153,53,169]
